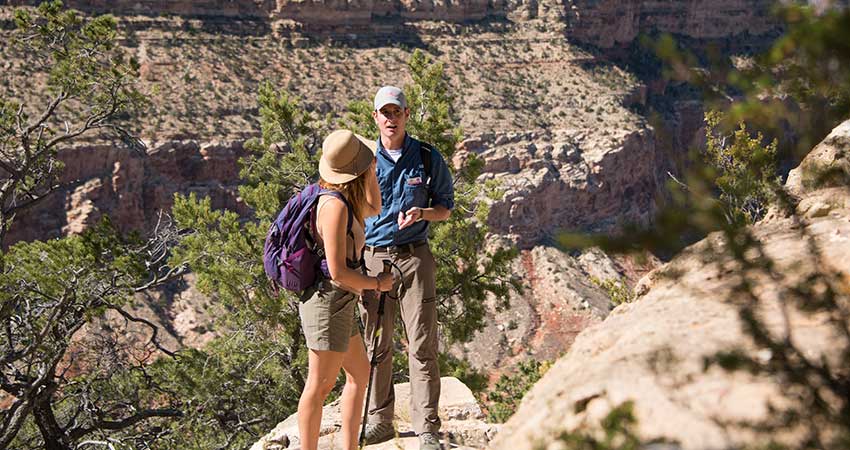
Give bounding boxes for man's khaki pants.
[360,242,441,434]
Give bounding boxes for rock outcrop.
[489,120,850,450]
[479,127,658,247]
[251,377,497,450]
[6,140,248,243]
[453,246,618,371]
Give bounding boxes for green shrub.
[486,359,550,423]
[703,110,780,225]
[590,276,635,306]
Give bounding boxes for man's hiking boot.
[361,422,395,445]
[418,431,442,450]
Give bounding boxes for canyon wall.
[0,0,503,22]
[489,119,850,450]
[475,127,658,246]
[2,0,780,45]
[563,0,780,48]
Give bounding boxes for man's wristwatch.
[414,208,424,223]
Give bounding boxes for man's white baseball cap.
[374,85,407,111]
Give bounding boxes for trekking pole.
[360,259,393,449]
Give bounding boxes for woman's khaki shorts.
[298,281,360,352]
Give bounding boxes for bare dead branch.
[68,409,183,440]
[216,416,266,450]
[107,306,177,358]
[24,91,67,137]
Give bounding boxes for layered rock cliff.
[563,0,781,48]
[1,0,781,47]
[0,0,502,22]
[477,126,658,246]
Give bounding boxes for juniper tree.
[0,3,188,449]
[0,0,145,246]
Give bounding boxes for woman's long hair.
[319,171,369,226]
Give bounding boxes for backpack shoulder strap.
[419,141,433,185]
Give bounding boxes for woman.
[297,129,394,450]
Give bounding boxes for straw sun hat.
[319,130,377,184]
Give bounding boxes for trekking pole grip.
[382,259,392,274]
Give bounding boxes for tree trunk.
[32,384,70,450]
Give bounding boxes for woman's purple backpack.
[263,184,352,294]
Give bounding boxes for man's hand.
[397,207,423,230]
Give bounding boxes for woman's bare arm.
[362,159,382,218]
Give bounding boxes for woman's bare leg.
[298,348,345,450]
[339,333,371,450]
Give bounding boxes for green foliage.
[486,359,550,423]
[590,276,635,306]
[438,352,488,395]
[165,78,329,449]
[404,49,464,164]
[12,0,145,129]
[339,98,378,139]
[134,329,305,449]
[0,3,179,447]
[241,81,321,219]
[170,193,288,323]
[3,218,186,449]
[704,110,779,225]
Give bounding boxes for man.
[360,86,454,450]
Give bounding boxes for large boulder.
[489,120,850,449]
